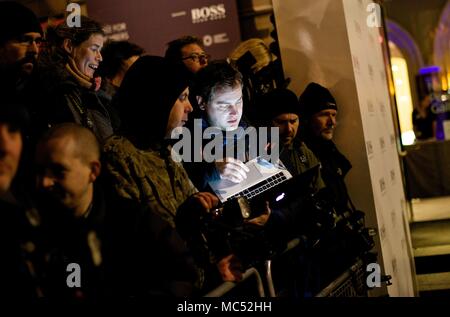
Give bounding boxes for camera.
[202,196,278,267]
[209,196,252,228]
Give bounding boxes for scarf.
[65,57,101,91]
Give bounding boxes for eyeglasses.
[14,35,43,47]
[182,53,210,64]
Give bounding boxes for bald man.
[35,123,200,298]
[36,123,101,218]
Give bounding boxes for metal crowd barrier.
[265,238,301,297]
[315,258,367,297]
[203,237,369,297]
[204,267,266,297]
[203,238,301,297]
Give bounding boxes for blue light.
[419,66,441,75]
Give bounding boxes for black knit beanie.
[0,2,42,45]
[115,55,190,149]
[260,88,300,121]
[298,82,337,118]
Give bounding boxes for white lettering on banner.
[103,25,112,34]
[192,4,226,24]
[103,22,128,35]
[171,11,187,18]
[213,33,229,44]
[103,22,129,41]
[203,35,213,47]
[108,32,129,41]
[203,33,230,47]
[112,23,127,32]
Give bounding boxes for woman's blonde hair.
[229,38,277,74]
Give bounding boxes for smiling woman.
[33,16,117,143]
[67,33,104,79]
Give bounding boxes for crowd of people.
[0,2,375,300]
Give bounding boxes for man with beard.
[260,88,324,192]
[0,1,42,102]
[298,82,350,215]
[0,2,43,202]
[298,83,376,295]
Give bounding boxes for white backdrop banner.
[273,0,415,296]
[342,0,414,296]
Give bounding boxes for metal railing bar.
[204,267,266,297]
[315,258,365,297]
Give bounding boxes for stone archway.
[387,19,424,109]
[433,1,450,90]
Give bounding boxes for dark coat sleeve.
[107,198,201,297]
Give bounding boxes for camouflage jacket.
[103,136,198,227]
[279,141,325,193]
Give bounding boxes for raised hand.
[215,157,250,183]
